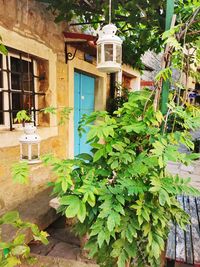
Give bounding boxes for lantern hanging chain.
[109,0,112,24]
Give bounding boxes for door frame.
[67,57,107,158]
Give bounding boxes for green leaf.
[41,106,57,114]
[111,160,119,169]
[77,202,86,223]
[60,195,81,218]
[107,211,121,232]
[159,189,170,206]
[151,240,160,259]
[107,214,116,232]
[14,110,31,123]
[0,43,8,55]
[61,178,69,192]
[87,192,96,207]
[122,122,146,134]
[11,162,29,185]
[93,149,104,162]
[117,250,126,267]
[2,211,19,223]
[33,231,49,245]
[13,234,25,245]
[124,240,137,258]
[1,256,21,267]
[0,243,10,249]
[76,153,93,161]
[11,245,29,256]
[97,230,106,248]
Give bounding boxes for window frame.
[0,48,46,130]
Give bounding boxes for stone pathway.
[167,160,200,190]
[29,216,97,265]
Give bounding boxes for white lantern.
[97,24,123,73]
[19,124,41,164]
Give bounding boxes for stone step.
[1,187,59,242]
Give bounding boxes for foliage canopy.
[38,0,200,67]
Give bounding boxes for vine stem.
[125,259,131,267]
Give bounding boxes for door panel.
[74,72,95,156]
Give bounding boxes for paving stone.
[47,226,80,246]
[166,162,180,174]
[180,164,194,173]
[49,216,66,229]
[47,242,81,260]
[30,236,60,255]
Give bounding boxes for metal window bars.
[0,48,46,131]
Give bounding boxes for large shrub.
[44,90,200,267]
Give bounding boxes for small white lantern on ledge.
[19,124,41,164]
[97,23,123,73]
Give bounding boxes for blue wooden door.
[74,72,95,156]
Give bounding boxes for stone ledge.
[1,187,59,243]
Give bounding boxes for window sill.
[0,126,58,148]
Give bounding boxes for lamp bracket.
[65,42,78,64]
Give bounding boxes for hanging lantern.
[97,23,123,73]
[19,124,41,164]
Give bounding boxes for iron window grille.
[0,47,46,131]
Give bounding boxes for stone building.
[141,51,162,89]
[0,0,140,224]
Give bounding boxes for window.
[0,54,3,124]
[0,48,47,130]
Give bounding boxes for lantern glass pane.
[22,143,28,160]
[105,44,113,62]
[116,45,122,64]
[32,144,39,160]
[97,45,101,63]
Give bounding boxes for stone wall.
[141,51,162,82]
[0,0,68,60]
[0,0,69,212]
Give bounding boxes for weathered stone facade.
[0,0,69,213]
[0,0,67,59]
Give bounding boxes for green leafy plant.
[0,211,48,267]
[37,0,200,68]
[11,162,29,185]
[0,36,7,55]
[41,106,72,126]
[14,106,72,127]
[43,90,200,267]
[14,110,31,125]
